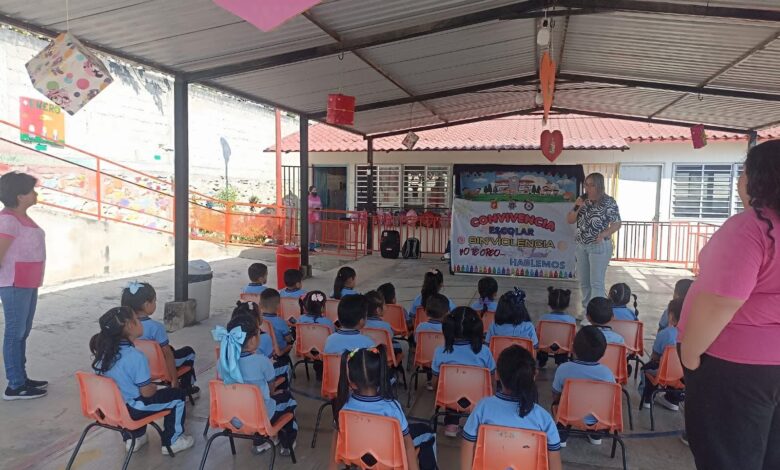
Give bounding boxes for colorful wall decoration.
[19,96,65,146]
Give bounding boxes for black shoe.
[25,378,48,390]
[3,385,47,400]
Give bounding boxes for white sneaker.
[125,434,147,453]
[559,441,567,448]
[444,424,459,437]
[253,437,279,455]
[163,434,194,455]
[642,402,651,409]
[587,434,602,445]
[655,394,680,411]
[280,440,297,456]
[425,382,434,391]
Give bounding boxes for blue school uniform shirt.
[485,321,538,347]
[658,307,669,331]
[408,294,456,320]
[652,325,678,356]
[462,393,562,451]
[432,340,496,375]
[338,287,360,298]
[470,299,498,313]
[539,312,577,324]
[263,313,291,351]
[97,341,152,403]
[612,305,638,321]
[365,316,394,339]
[297,314,335,329]
[324,328,376,354]
[339,393,409,436]
[256,332,274,358]
[280,287,307,299]
[552,360,615,394]
[597,325,625,345]
[242,283,266,294]
[138,316,169,347]
[414,319,443,341]
[236,351,277,417]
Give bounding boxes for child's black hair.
[476,276,499,314]
[302,290,327,319]
[337,294,368,329]
[425,293,449,320]
[495,288,531,326]
[333,266,357,299]
[284,268,303,288]
[673,279,694,301]
[573,325,608,362]
[120,282,156,313]
[497,345,538,417]
[443,306,484,354]
[667,298,684,324]
[420,268,444,309]
[333,345,393,426]
[609,283,639,317]
[586,297,614,325]
[232,300,261,322]
[260,288,281,311]
[226,313,259,348]
[248,263,268,282]
[90,307,136,374]
[376,283,396,305]
[547,286,571,311]
[364,290,385,318]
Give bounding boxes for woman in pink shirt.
[0,172,47,401]
[679,140,780,470]
[307,185,322,251]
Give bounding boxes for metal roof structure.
[2,0,780,137]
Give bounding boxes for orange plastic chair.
[363,327,407,389]
[325,299,340,324]
[413,306,430,331]
[536,320,575,358]
[279,297,302,324]
[202,346,223,437]
[640,345,685,431]
[335,410,409,470]
[608,320,646,379]
[489,336,536,362]
[481,310,496,332]
[199,380,296,469]
[293,322,333,380]
[239,293,261,304]
[432,364,493,432]
[471,425,549,470]
[407,331,444,407]
[134,339,195,405]
[259,320,283,357]
[383,304,409,339]
[66,372,175,470]
[555,379,626,470]
[311,353,341,448]
[599,343,634,430]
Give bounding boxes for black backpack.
[381,230,401,259]
[402,237,421,259]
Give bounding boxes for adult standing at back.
[566,173,622,311]
[680,140,780,470]
[0,172,47,400]
[307,185,322,251]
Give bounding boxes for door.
[617,164,662,222]
[313,166,347,218]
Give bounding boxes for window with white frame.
[733,163,744,214]
[355,164,402,209]
[356,164,450,211]
[672,163,743,219]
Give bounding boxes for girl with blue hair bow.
[485,288,539,347]
[212,314,298,456]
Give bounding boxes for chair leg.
[304,359,310,381]
[203,413,211,438]
[398,365,408,390]
[188,391,196,406]
[121,434,135,470]
[150,422,175,457]
[612,432,628,470]
[622,387,634,431]
[431,408,442,433]
[311,401,332,448]
[268,438,277,470]
[198,430,225,470]
[229,433,237,455]
[66,422,98,470]
[649,389,659,431]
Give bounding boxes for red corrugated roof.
[269,114,780,152]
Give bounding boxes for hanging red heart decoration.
[541,130,564,162]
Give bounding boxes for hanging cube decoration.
[213,0,323,32]
[691,124,708,149]
[26,32,113,116]
[326,93,356,126]
[402,131,419,150]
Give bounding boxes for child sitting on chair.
[213,314,298,456]
[365,290,403,356]
[640,298,684,411]
[415,293,449,391]
[408,269,456,324]
[537,287,576,368]
[586,297,625,345]
[280,268,307,299]
[261,289,294,358]
[609,283,639,321]
[324,295,375,354]
[333,266,360,299]
[658,279,693,332]
[242,263,268,294]
[232,301,289,386]
[470,276,498,315]
[485,288,538,347]
[298,290,334,328]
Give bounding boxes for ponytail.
[443,307,484,354]
[334,345,392,428]
[631,293,639,318]
[420,269,443,309]
[477,277,498,314]
[333,266,356,299]
[547,286,571,311]
[91,307,135,374]
[497,345,538,417]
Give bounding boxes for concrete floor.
[0,253,696,470]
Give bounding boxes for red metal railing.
[613,221,719,273]
[370,212,450,254]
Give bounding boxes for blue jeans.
[576,240,612,310]
[1,287,39,389]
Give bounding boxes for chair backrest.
[481,310,496,332]
[325,299,340,324]
[536,321,576,353]
[435,364,493,413]
[239,293,261,304]
[295,322,333,358]
[321,353,342,400]
[134,339,171,382]
[362,327,398,367]
[657,345,684,388]
[472,424,549,470]
[607,320,644,355]
[489,336,535,362]
[556,379,623,432]
[383,304,408,336]
[279,297,302,323]
[259,320,282,356]
[336,410,408,470]
[413,307,430,330]
[599,343,629,385]
[414,331,445,369]
[207,379,273,435]
[75,371,135,428]
[214,345,221,380]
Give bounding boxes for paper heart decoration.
[541,130,564,162]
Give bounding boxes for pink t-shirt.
[0,209,46,288]
[678,209,780,365]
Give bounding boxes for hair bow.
[212,326,246,384]
[127,281,142,295]
[310,292,325,303]
[512,287,527,303]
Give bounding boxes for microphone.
[572,193,587,212]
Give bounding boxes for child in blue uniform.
[231,301,289,384]
[538,287,576,368]
[333,266,360,299]
[462,345,562,470]
[298,290,334,328]
[122,281,198,396]
[552,326,615,446]
[213,314,298,456]
[641,298,683,411]
[415,293,449,391]
[324,295,375,354]
[90,307,194,454]
[261,288,293,357]
[433,307,496,437]
[586,297,625,345]
[408,269,456,323]
[470,276,498,315]
[280,268,307,299]
[608,283,639,321]
[242,263,268,294]
[377,282,406,318]
[330,346,437,470]
[658,279,693,332]
[485,288,538,347]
